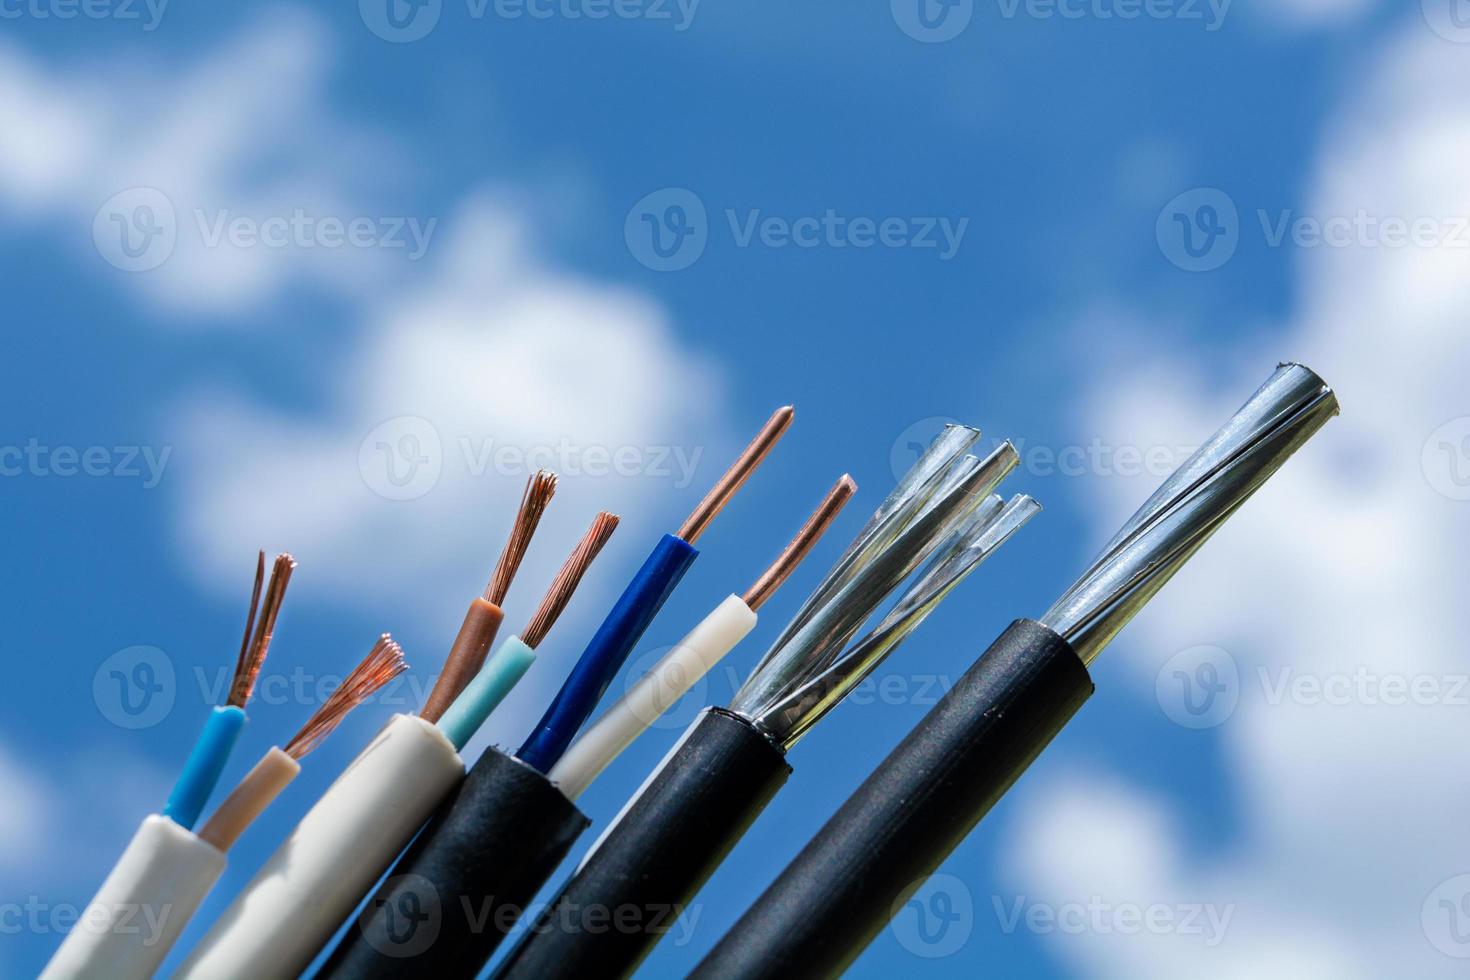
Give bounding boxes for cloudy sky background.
[3,1,1468,976]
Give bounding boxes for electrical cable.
[515,405,794,774]
[548,473,856,800]
[435,512,621,751]
[39,634,402,980]
[162,552,294,830]
[420,470,558,723]
[493,439,1035,980]
[173,516,618,980]
[690,362,1340,978]
[315,408,798,979]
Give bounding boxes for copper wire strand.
[521,512,621,649]
[742,474,857,613]
[228,553,296,708]
[233,551,265,681]
[420,471,558,721]
[485,470,559,604]
[676,405,794,545]
[283,634,408,760]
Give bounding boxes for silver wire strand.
[753,493,1041,748]
[1040,362,1339,665]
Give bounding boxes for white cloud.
[0,6,415,316]
[0,741,53,872]
[170,192,728,743]
[1007,21,1470,980]
[0,8,733,750]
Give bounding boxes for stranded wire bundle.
[165,553,295,830]
[495,426,1039,980]
[39,563,407,980]
[692,362,1340,978]
[319,408,811,979]
[174,505,618,980]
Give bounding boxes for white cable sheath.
[549,594,758,800]
[40,815,225,980]
[174,713,463,980]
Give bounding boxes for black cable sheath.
[317,747,589,980]
[493,707,791,980]
[691,619,1092,978]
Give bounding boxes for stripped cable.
[163,552,295,830]
[691,363,1340,979]
[435,512,621,751]
[547,474,856,801]
[493,431,1036,980]
[420,470,558,723]
[196,635,409,852]
[316,408,799,979]
[515,406,793,774]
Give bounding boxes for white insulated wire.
[39,815,225,980]
[549,594,759,801]
[173,714,464,980]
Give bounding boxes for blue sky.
[5,1,1470,977]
